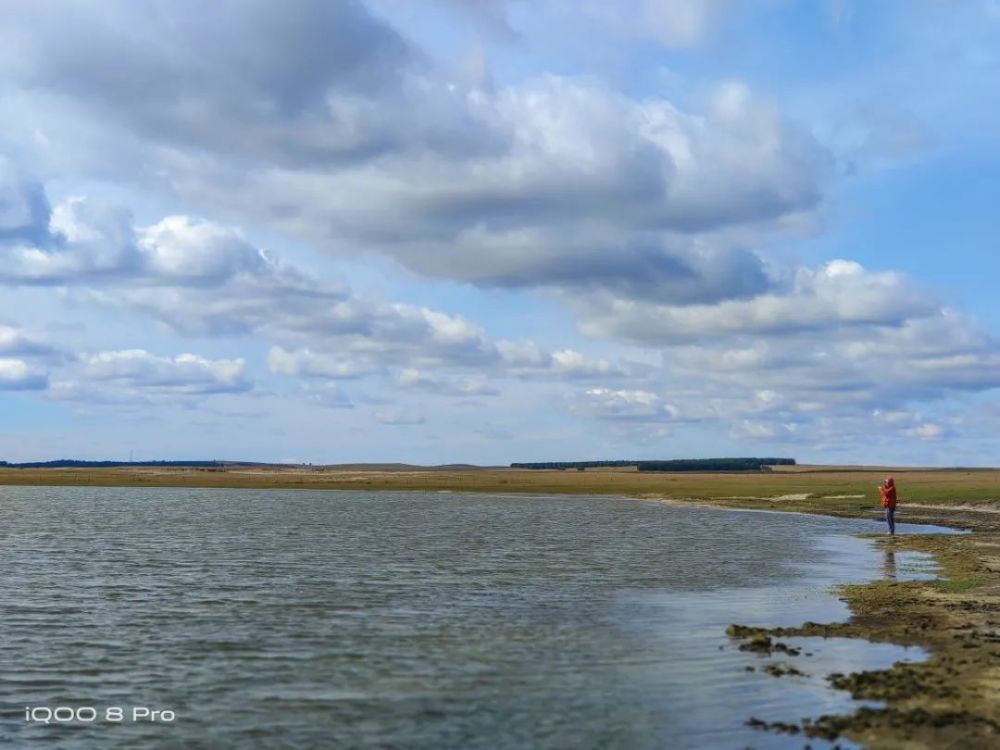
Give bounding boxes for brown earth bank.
[3,465,1000,748]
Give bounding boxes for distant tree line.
[510,460,638,470]
[510,458,795,472]
[0,459,225,469]
[636,458,795,472]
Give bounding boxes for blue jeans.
[885,507,896,534]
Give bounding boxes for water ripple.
[0,487,946,749]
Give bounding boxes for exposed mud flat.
[728,516,1000,749]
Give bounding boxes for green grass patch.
[932,577,985,593]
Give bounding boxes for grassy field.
[2,465,999,509]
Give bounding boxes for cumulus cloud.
[594,294,1000,447]
[268,347,373,380]
[0,182,629,384]
[0,324,56,357]
[541,252,1000,446]
[0,0,452,167]
[0,196,272,286]
[571,388,679,422]
[0,180,634,396]
[1,1,998,459]
[0,0,829,301]
[0,194,494,369]
[396,368,500,396]
[204,77,826,300]
[6,176,996,446]
[80,350,251,394]
[2,197,141,283]
[495,341,629,379]
[676,309,1000,405]
[579,260,937,343]
[141,216,267,282]
[0,358,48,390]
[902,423,946,441]
[0,324,60,391]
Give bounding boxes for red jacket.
[880,477,897,509]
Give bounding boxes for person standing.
[879,476,898,535]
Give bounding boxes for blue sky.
[1,0,999,465]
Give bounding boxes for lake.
[0,487,946,748]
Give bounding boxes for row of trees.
[510,460,637,470]
[510,458,796,472]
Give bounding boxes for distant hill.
[1,459,233,469]
[0,459,495,471]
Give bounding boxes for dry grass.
[2,465,999,509]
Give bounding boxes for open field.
[4,464,1000,747]
[2,465,1000,510]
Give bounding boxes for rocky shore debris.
[763,663,807,678]
[726,621,847,639]
[746,706,1000,744]
[828,662,958,700]
[727,625,804,656]
[745,715,847,746]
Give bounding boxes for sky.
[1,0,999,466]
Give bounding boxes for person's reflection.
[882,550,897,580]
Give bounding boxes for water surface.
[0,487,946,748]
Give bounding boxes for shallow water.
[0,487,949,748]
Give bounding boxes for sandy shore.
[3,465,999,747]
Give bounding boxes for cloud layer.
[0,1,998,463]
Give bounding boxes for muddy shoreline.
[721,502,1000,749]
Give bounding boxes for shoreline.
[728,525,1000,747]
[608,492,1000,746]
[3,467,1000,747]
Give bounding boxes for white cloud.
[0,358,47,390]
[572,388,678,422]
[0,324,55,357]
[209,76,826,298]
[549,349,624,378]
[141,216,266,282]
[580,260,936,343]
[0,0,830,300]
[1,198,272,286]
[80,350,250,394]
[268,347,373,380]
[2,190,633,385]
[902,423,945,440]
[0,0,998,464]
[396,368,500,396]
[497,341,628,379]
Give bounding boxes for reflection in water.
[883,550,898,579]
[0,487,947,749]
